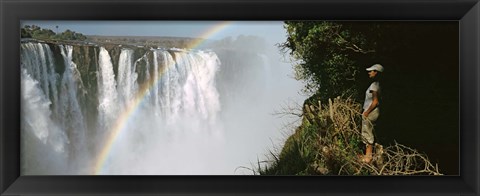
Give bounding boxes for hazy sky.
[21,21,288,44]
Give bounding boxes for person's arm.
[363,90,379,117]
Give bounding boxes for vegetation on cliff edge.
[251,21,456,175]
[255,97,441,175]
[22,25,87,41]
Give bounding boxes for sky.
[21,21,288,45]
[20,20,306,175]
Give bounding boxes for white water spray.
[57,45,88,162]
[97,47,119,131]
[117,49,138,106]
[20,39,305,175]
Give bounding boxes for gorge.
[20,38,304,175]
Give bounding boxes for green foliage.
[21,28,32,38]
[258,22,455,176]
[281,22,360,100]
[258,98,361,175]
[259,125,319,175]
[279,21,394,102]
[52,29,87,41]
[21,25,87,41]
[273,21,458,175]
[280,21,459,105]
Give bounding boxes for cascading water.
[117,49,138,106]
[102,49,224,174]
[58,45,88,164]
[97,47,119,133]
[21,42,226,174]
[20,43,60,116]
[20,40,305,175]
[21,43,69,174]
[21,68,70,174]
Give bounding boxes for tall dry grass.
[254,97,442,175]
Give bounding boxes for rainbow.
[185,21,231,49]
[92,21,232,175]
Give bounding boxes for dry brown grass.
[261,96,442,175]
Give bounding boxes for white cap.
[366,64,384,72]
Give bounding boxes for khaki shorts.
[361,107,380,145]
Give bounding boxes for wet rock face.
[23,41,162,143]
[23,40,271,118]
[21,40,226,175]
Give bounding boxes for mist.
[20,34,306,175]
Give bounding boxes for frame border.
[1,0,479,195]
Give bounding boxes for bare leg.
[362,144,373,163]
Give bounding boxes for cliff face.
[38,43,150,133]
[258,97,443,176]
[21,39,227,174]
[23,39,271,115]
[21,38,278,175]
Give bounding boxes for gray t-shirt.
[363,81,380,111]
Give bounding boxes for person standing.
[361,64,384,163]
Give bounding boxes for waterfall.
[20,43,60,117]
[21,69,70,174]
[58,45,88,160]
[159,51,178,120]
[97,47,119,131]
[117,49,138,106]
[96,49,224,174]
[21,42,225,174]
[152,50,160,111]
[20,40,303,175]
[21,43,91,174]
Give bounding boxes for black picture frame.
[1,0,479,195]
